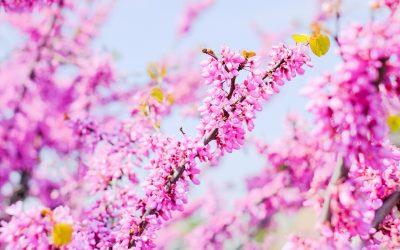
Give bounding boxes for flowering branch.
[125,44,311,248]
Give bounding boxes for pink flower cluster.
[198,45,311,155]
[0,0,54,12]
[110,45,312,248]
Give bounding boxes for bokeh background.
[0,0,383,247]
[0,0,371,216]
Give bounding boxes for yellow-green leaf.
[147,63,159,80]
[388,115,400,133]
[147,63,167,81]
[253,228,267,243]
[292,34,310,43]
[151,87,164,103]
[310,34,330,57]
[154,120,160,129]
[53,223,73,247]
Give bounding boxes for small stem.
[203,128,219,145]
[170,165,186,185]
[373,58,388,88]
[262,59,285,80]
[202,48,218,60]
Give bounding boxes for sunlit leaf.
[167,94,175,105]
[53,223,73,247]
[139,104,148,116]
[155,120,160,129]
[388,115,400,133]
[292,34,310,43]
[310,34,330,57]
[242,50,256,59]
[151,87,164,103]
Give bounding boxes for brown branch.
[226,62,246,100]
[226,77,236,100]
[8,171,30,205]
[203,128,219,145]
[373,58,388,88]
[359,188,400,249]
[166,165,186,193]
[371,188,400,229]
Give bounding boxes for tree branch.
[262,59,285,80]
[203,128,219,145]
[372,188,400,229]
[321,156,348,224]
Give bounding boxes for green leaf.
[253,228,267,243]
[292,34,310,43]
[310,34,330,57]
[151,87,164,103]
[388,115,400,133]
[147,63,167,81]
